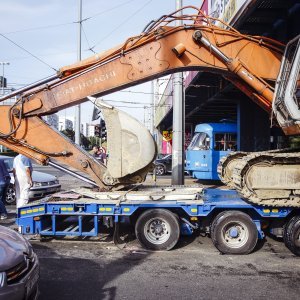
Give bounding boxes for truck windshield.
[188,132,210,150]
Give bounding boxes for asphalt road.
[2,166,300,300]
[32,235,300,300]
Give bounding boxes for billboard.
[210,0,251,26]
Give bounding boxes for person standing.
[0,161,10,220]
[13,154,33,208]
[89,145,99,158]
[0,160,10,220]
[97,147,107,165]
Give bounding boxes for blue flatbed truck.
[16,186,300,256]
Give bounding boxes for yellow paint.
[33,208,39,213]
[272,209,279,213]
[99,207,105,212]
[39,207,44,212]
[67,207,73,211]
[21,211,26,215]
[123,208,130,212]
[263,209,271,213]
[27,209,33,214]
[191,208,197,213]
[190,217,198,221]
[105,208,112,212]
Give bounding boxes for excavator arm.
[0,7,288,190]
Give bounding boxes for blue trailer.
[186,123,237,180]
[16,186,300,256]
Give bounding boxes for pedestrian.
[13,154,33,208]
[97,147,107,165]
[0,160,11,220]
[89,145,99,158]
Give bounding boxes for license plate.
[26,266,39,298]
[48,187,59,193]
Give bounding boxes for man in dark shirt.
[0,161,10,220]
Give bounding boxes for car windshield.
[3,157,13,172]
[187,132,210,150]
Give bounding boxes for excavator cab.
[273,35,300,135]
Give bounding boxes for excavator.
[0,6,299,208]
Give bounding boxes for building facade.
[59,116,73,131]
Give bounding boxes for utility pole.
[75,0,82,146]
[150,81,155,135]
[0,62,9,153]
[171,0,185,185]
[0,62,9,96]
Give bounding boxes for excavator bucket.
[89,97,157,180]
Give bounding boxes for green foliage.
[80,134,90,148]
[61,129,75,141]
[290,137,300,149]
[88,136,100,149]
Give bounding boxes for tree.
[61,129,75,141]
[80,133,91,149]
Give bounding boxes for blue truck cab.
[185,123,237,180]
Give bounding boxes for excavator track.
[229,150,300,207]
[217,148,292,187]
[217,152,248,188]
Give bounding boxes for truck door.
[213,132,237,179]
[186,132,211,176]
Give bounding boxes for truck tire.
[210,211,258,255]
[135,209,180,251]
[283,216,300,256]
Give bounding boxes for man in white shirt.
[13,154,33,208]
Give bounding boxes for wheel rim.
[155,165,165,176]
[221,221,249,248]
[144,217,171,245]
[5,186,16,204]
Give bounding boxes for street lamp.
[0,62,10,95]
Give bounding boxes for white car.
[0,156,61,205]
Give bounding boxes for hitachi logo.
[54,71,116,98]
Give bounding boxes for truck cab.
[185,123,237,180]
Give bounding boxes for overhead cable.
[0,33,58,72]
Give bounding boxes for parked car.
[0,225,39,300]
[154,154,172,175]
[0,156,61,205]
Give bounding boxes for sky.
[0,0,201,126]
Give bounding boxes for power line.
[82,24,95,54]
[87,0,136,19]
[0,33,58,72]
[1,0,137,35]
[89,0,153,52]
[2,22,75,35]
[119,90,172,97]
[104,98,171,107]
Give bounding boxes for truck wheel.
[283,216,300,256]
[210,211,258,255]
[135,209,180,251]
